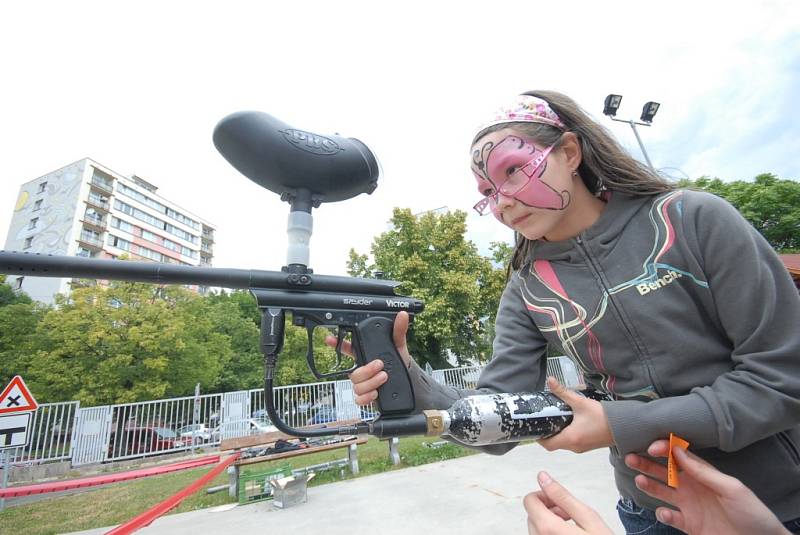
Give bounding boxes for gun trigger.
[335,330,346,368]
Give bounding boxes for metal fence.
[430,356,583,391]
[249,380,378,429]
[9,357,583,468]
[6,401,80,466]
[545,356,583,388]
[104,393,222,463]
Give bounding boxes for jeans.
[617,497,800,535]
[616,497,684,535]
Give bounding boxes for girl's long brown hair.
[474,90,675,273]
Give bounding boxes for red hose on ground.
[105,453,240,535]
[0,455,221,499]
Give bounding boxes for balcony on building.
[75,247,99,259]
[78,228,104,249]
[82,210,107,232]
[86,192,111,212]
[202,226,215,242]
[90,171,115,194]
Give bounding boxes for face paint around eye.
[484,135,570,211]
[485,136,536,185]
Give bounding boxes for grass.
[0,436,476,535]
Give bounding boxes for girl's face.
[471,128,575,240]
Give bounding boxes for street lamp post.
[602,94,660,171]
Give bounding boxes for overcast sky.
[2,1,798,277]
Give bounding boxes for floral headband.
[477,95,566,135]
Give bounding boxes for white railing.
[7,401,80,465]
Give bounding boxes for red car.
[107,426,185,457]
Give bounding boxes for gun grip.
[355,316,415,417]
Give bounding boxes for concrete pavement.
[70,443,624,534]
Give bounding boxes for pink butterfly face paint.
[472,135,570,216]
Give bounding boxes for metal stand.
[388,437,400,465]
[627,120,655,170]
[0,449,10,512]
[227,464,239,498]
[348,443,360,475]
[606,115,656,171]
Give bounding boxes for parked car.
[211,418,277,442]
[176,423,211,444]
[108,426,185,457]
[254,400,314,423]
[306,405,338,426]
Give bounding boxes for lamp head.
[603,94,623,116]
[640,101,660,123]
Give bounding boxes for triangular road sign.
[0,375,39,414]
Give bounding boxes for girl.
[346,91,800,534]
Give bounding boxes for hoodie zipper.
[573,233,663,396]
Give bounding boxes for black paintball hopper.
[212,111,380,205]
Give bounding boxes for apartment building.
[3,158,216,303]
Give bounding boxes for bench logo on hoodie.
[636,269,682,295]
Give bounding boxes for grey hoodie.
[409,189,800,521]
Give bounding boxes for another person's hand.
[627,440,791,535]
[524,471,615,535]
[537,378,614,453]
[325,311,413,406]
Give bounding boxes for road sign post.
[0,375,39,511]
[192,383,201,455]
[0,375,38,511]
[0,448,8,511]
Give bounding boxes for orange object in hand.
[667,433,690,488]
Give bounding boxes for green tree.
[0,303,46,386]
[0,275,43,386]
[0,274,32,306]
[678,173,800,252]
[348,208,507,368]
[205,289,339,388]
[273,324,339,386]
[26,282,228,404]
[204,290,262,391]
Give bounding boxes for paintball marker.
[0,111,583,445]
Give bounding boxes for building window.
[136,246,162,262]
[140,229,160,243]
[114,199,163,229]
[38,182,47,193]
[33,199,42,211]
[28,218,38,230]
[24,237,33,249]
[107,234,131,251]
[162,237,180,252]
[110,217,135,234]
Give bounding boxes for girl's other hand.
[538,377,614,453]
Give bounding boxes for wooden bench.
[219,422,367,498]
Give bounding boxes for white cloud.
[1,0,798,277]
